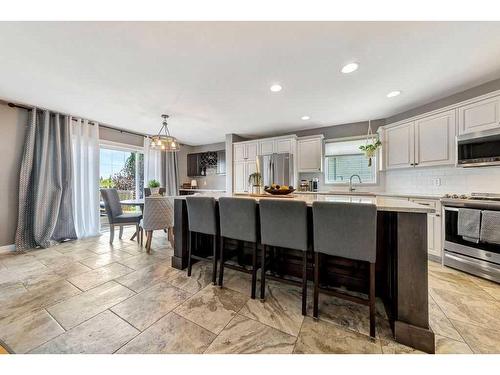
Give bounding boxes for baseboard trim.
[428,254,442,264]
[0,244,16,254]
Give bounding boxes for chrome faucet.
[349,174,362,192]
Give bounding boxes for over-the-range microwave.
[457,128,500,167]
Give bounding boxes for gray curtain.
[15,109,77,251]
[162,151,179,196]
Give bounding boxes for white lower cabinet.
[410,198,442,259]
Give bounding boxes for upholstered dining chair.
[140,196,175,252]
[100,188,142,244]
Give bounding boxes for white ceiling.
[1,22,500,145]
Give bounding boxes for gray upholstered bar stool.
[185,196,219,285]
[218,197,260,299]
[312,201,377,337]
[259,199,309,315]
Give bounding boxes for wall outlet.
[432,178,441,186]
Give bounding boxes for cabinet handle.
[436,214,441,217]
[410,163,414,166]
[414,163,419,166]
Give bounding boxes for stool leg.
[119,225,123,239]
[369,262,376,338]
[302,251,307,316]
[251,242,257,299]
[187,231,193,277]
[212,235,218,285]
[313,252,320,319]
[109,224,115,244]
[218,237,225,287]
[260,245,266,301]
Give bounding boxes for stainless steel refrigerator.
[256,153,294,187]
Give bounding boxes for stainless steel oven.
[457,128,500,167]
[443,203,500,283]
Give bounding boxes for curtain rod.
[7,102,150,139]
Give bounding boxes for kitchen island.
[172,193,435,353]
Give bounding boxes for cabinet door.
[246,142,258,162]
[415,110,456,167]
[275,138,293,154]
[233,143,246,162]
[216,150,226,174]
[187,153,199,177]
[259,140,275,155]
[385,121,415,169]
[298,137,323,172]
[246,161,257,183]
[458,96,500,135]
[427,213,442,258]
[233,162,246,193]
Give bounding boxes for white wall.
[384,166,500,195]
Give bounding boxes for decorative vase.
[150,187,160,196]
[251,185,262,195]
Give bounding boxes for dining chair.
[140,196,174,252]
[100,188,142,244]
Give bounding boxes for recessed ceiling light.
[301,116,310,120]
[387,90,402,98]
[341,62,359,74]
[270,84,282,92]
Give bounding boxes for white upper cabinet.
[414,110,456,167]
[233,141,258,162]
[233,161,247,193]
[276,138,293,154]
[259,139,275,155]
[385,121,415,169]
[297,135,324,172]
[458,96,500,135]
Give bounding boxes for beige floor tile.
[205,314,296,354]
[431,287,500,331]
[0,309,64,353]
[168,261,214,293]
[175,285,248,334]
[294,317,382,354]
[429,265,494,300]
[49,262,92,279]
[37,249,97,268]
[450,319,500,353]
[239,281,304,337]
[428,296,463,341]
[0,283,27,305]
[115,262,181,293]
[117,253,166,270]
[31,310,139,354]
[380,339,425,354]
[435,335,473,354]
[67,263,134,291]
[47,281,135,329]
[117,312,215,354]
[468,275,500,301]
[79,251,135,269]
[220,267,254,296]
[307,292,392,339]
[0,280,81,321]
[111,282,190,331]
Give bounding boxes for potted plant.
[148,179,161,196]
[359,139,382,167]
[248,172,262,195]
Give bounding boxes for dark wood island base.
[172,198,435,353]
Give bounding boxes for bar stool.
[186,196,219,285]
[312,201,377,337]
[218,197,260,298]
[259,199,309,315]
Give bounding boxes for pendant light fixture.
[151,114,180,152]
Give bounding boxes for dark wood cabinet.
[187,153,199,177]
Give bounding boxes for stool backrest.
[185,196,217,235]
[219,197,258,243]
[100,188,123,223]
[259,199,308,251]
[142,196,174,231]
[312,201,377,263]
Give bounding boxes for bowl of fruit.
[264,184,295,195]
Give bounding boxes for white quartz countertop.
[295,191,442,200]
[178,192,435,213]
[179,188,226,192]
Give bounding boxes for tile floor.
[1,228,499,354]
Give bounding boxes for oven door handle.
[444,206,459,212]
